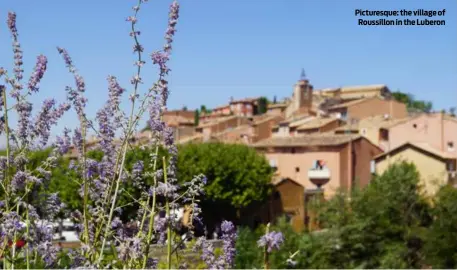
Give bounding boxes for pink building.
[252,134,383,198]
[229,97,258,117]
[379,112,457,156]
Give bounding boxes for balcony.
[308,168,331,188]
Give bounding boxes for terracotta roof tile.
[340,84,386,92]
[230,97,259,104]
[327,97,376,110]
[197,115,239,128]
[296,117,339,130]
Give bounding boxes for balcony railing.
[308,168,331,188]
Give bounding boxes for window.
[448,141,454,151]
[295,167,300,173]
[413,123,417,128]
[380,129,389,141]
[447,161,455,171]
[269,159,277,168]
[341,111,348,120]
[370,160,376,174]
[291,148,296,154]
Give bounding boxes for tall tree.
[256,97,269,115]
[177,142,273,231]
[194,109,200,126]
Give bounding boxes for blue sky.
[0,0,456,146]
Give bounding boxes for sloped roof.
[317,84,387,93]
[328,97,380,110]
[340,84,387,92]
[253,115,284,125]
[296,117,339,131]
[374,141,455,161]
[272,177,303,186]
[230,97,259,104]
[197,115,239,128]
[252,134,361,148]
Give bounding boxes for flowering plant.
[0,1,239,269]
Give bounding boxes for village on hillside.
[71,70,456,232]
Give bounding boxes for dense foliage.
[256,97,269,115]
[392,91,433,113]
[235,161,457,269]
[28,143,273,227]
[0,1,244,269]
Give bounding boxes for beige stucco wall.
[375,148,448,196]
[347,98,408,120]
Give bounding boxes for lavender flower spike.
[28,55,48,93]
[7,12,18,38]
[257,231,284,253]
[220,220,237,268]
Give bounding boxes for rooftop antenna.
[300,68,306,81]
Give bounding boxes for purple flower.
[16,101,32,143]
[126,16,137,23]
[146,258,158,269]
[220,221,237,268]
[58,47,87,119]
[2,212,25,239]
[56,47,73,69]
[257,231,284,253]
[154,182,178,199]
[164,1,180,53]
[154,215,167,245]
[107,75,125,112]
[11,170,41,192]
[55,128,72,155]
[7,12,18,38]
[72,128,83,155]
[28,55,48,93]
[7,12,24,88]
[33,99,70,146]
[194,237,225,269]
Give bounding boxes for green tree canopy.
[256,97,269,115]
[313,161,432,268]
[392,91,433,113]
[424,185,457,268]
[34,143,272,225]
[177,142,273,209]
[194,109,200,126]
